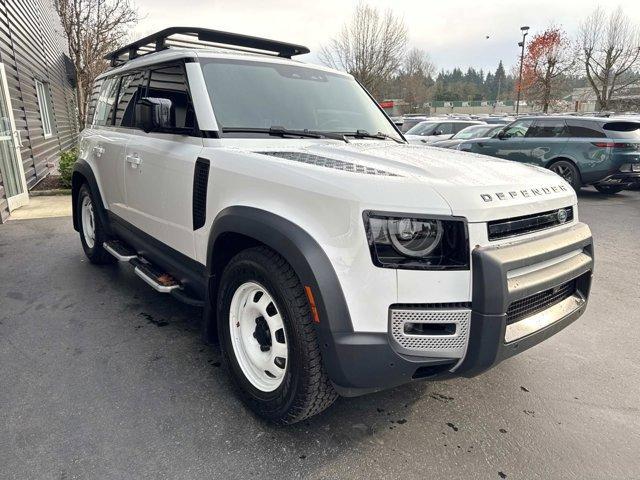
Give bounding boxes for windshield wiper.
[222,126,349,143]
[340,129,406,144]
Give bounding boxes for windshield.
[406,122,438,135]
[200,58,401,140]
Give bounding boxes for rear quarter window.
[566,121,606,138]
[603,121,640,139]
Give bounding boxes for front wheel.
[549,160,582,191]
[594,185,625,194]
[217,246,337,424]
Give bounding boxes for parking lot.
[1,188,639,479]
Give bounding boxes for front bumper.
[328,223,594,396]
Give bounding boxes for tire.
[217,246,337,424]
[548,160,582,191]
[76,183,116,265]
[594,185,625,194]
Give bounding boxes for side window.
[527,119,567,138]
[115,71,147,127]
[453,122,472,133]
[92,77,119,127]
[503,119,533,138]
[86,77,104,126]
[147,64,196,133]
[566,121,606,138]
[436,123,454,135]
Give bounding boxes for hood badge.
[480,185,568,202]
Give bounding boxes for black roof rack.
[105,27,310,67]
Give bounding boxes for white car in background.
[405,119,485,145]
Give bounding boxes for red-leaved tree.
[518,28,574,112]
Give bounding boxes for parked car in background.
[399,115,428,132]
[405,120,485,145]
[483,116,515,125]
[431,124,504,149]
[457,116,640,193]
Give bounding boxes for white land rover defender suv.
[73,28,594,424]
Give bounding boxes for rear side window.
[86,77,104,126]
[603,121,640,139]
[527,119,567,138]
[92,77,119,127]
[147,64,196,133]
[566,120,606,138]
[115,70,147,127]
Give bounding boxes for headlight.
[364,212,469,270]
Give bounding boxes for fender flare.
[206,206,354,384]
[206,206,352,333]
[71,159,112,235]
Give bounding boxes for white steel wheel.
[81,194,96,249]
[228,281,288,392]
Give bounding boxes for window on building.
[35,80,54,138]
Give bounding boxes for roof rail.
[104,27,311,67]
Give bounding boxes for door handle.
[93,145,105,157]
[126,153,142,168]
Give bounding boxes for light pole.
[516,25,530,116]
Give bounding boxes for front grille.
[488,206,574,241]
[507,280,577,325]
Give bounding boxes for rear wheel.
[217,246,337,424]
[549,160,581,191]
[76,184,116,265]
[594,185,625,194]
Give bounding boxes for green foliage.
[58,148,78,189]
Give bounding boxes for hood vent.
[256,151,400,177]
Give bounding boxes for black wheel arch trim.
[205,206,356,387]
[71,159,112,236]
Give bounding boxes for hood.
[251,141,577,222]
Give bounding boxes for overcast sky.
[132,0,640,74]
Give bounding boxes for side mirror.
[434,129,443,136]
[136,97,173,132]
[497,129,508,139]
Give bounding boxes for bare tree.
[520,27,574,113]
[399,48,435,111]
[578,6,640,110]
[319,3,407,99]
[56,0,138,129]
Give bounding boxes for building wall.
[0,0,78,222]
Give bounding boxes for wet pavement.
[1,188,639,479]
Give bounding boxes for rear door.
[522,118,570,167]
[122,63,203,258]
[84,76,129,212]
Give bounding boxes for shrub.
[58,148,78,189]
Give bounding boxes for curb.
[30,189,72,197]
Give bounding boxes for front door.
[0,63,28,211]
[471,119,533,163]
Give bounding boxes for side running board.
[103,240,204,307]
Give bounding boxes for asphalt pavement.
[1,188,639,479]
